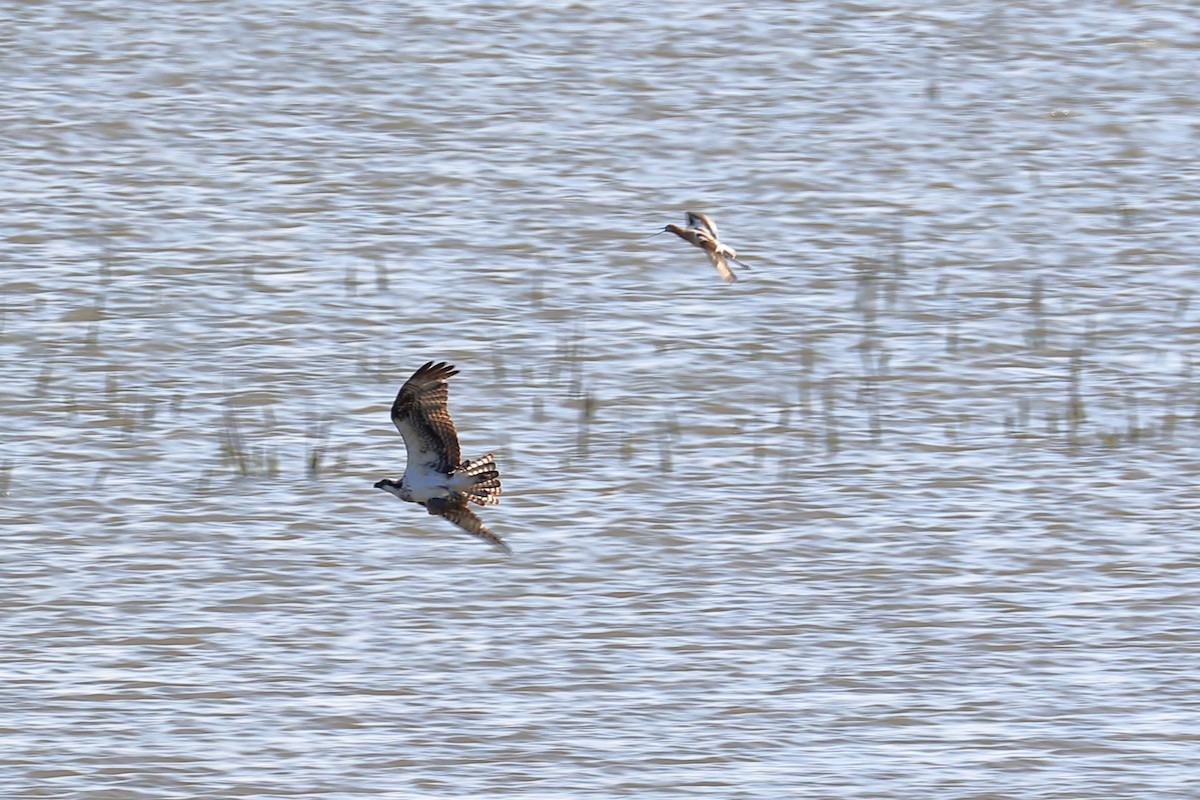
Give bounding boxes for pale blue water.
[2,2,1199,797]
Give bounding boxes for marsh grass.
[575,386,594,459]
[218,403,279,478]
[821,382,840,455]
[35,365,53,397]
[307,417,330,479]
[657,412,675,473]
[1066,356,1086,430]
[528,271,544,310]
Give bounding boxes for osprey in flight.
[374,361,509,555]
[662,211,751,283]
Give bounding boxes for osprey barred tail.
[373,361,510,555]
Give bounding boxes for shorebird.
[662,211,751,283]
[374,361,510,555]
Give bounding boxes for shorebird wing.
[426,497,512,555]
[708,250,737,283]
[685,211,719,239]
[390,361,462,474]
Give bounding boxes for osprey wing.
[390,361,462,474]
[426,497,512,555]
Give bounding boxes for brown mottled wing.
[685,210,719,239]
[390,361,462,474]
[426,497,512,555]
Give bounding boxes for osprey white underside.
[399,464,476,503]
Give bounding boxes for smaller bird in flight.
[662,211,751,283]
[374,361,510,555]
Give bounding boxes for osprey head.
[374,478,404,498]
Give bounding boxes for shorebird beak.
[642,228,668,238]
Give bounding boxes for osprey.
[662,210,751,283]
[374,361,509,555]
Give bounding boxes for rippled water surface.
[3,2,1199,797]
